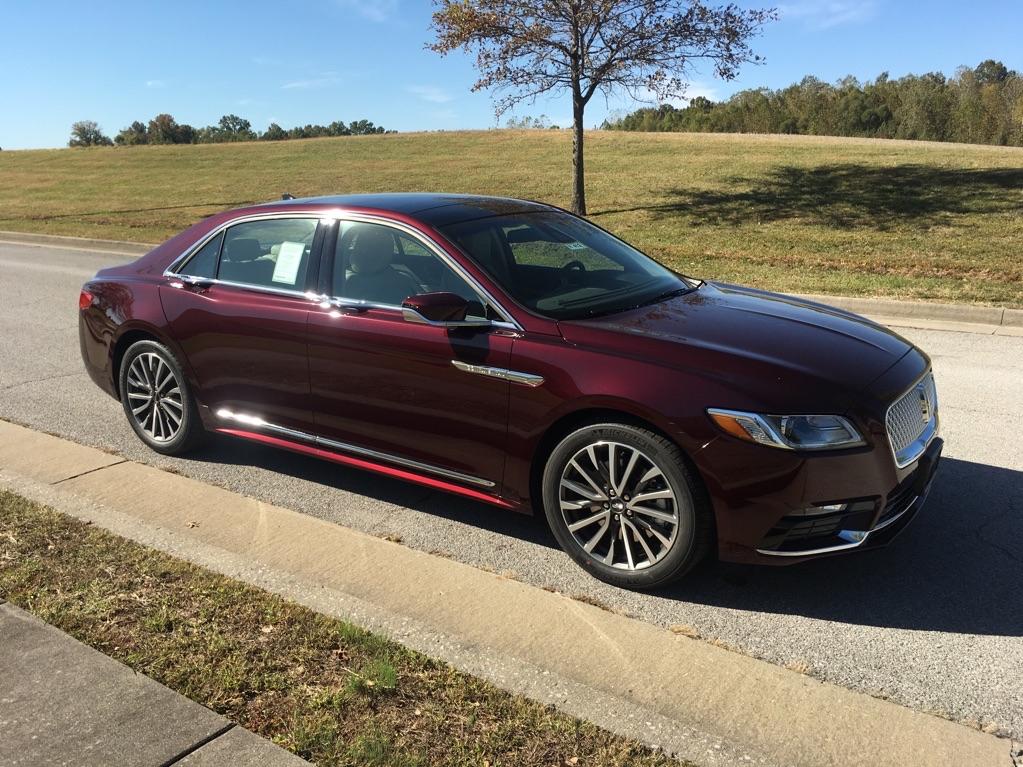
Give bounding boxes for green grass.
[1,130,1021,305]
[0,490,689,767]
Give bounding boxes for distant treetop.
[602,60,1023,147]
[73,114,398,147]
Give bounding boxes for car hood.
[558,282,914,407]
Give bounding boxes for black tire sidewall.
[542,423,703,589]
[118,340,201,455]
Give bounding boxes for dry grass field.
[1,130,1021,305]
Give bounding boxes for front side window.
[332,221,487,316]
[441,211,694,320]
[218,218,317,290]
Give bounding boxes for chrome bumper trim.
[755,498,917,558]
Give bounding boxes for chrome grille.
[886,372,938,468]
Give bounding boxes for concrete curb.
[0,229,154,255]
[796,293,1021,329]
[2,228,1019,330]
[0,419,1013,767]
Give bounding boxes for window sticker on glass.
[566,242,588,251]
[271,241,305,285]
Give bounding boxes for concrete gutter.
[0,419,1014,767]
[2,228,1019,334]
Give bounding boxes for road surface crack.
[0,370,84,392]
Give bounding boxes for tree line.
[69,114,392,147]
[601,60,1023,147]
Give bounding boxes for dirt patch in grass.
[0,490,690,766]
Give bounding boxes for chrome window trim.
[214,408,496,488]
[329,212,523,331]
[164,211,326,277]
[165,209,525,331]
[885,371,939,469]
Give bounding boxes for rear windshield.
[440,211,694,320]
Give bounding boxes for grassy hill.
[1,130,1021,306]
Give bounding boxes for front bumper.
[708,433,943,566]
[753,437,941,559]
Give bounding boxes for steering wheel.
[559,259,587,285]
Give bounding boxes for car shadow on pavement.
[189,439,1021,637]
[668,457,1023,637]
[187,434,558,549]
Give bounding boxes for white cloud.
[407,85,455,104]
[145,79,165,89]
[779,1,879,29]
[282,72,342,90]
[336,0,398,23]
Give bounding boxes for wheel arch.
[111,323,193,399]
[528,406,713,522]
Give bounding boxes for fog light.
[837,530,868,544]
[790,502,848,517]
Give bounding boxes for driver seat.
[344,227,420,306]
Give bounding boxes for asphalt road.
[2,240,1021,738]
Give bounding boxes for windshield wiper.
[632,286,693,309]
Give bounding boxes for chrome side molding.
[214,408,495,488]
[450,360,544,387]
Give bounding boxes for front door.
[160,216,322,432]
[306,219,514,492]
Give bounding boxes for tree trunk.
[572,97,586,216]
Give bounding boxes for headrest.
[225,237,262,262]
[349,227,394,275]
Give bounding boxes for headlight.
[707,409,865,451]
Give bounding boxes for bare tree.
[430,0,775,214]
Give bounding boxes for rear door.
[160,215,323,433]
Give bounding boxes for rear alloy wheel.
[119,340,205,455]
[542,424,712,589]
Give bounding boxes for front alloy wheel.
[543,424,711,589]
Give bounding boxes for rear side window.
[218,218,318,289]
[179,232,222,279]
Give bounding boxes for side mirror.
[401,292,492,328]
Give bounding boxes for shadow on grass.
[592,164,1023,230]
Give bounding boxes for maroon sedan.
[79,194,941,589]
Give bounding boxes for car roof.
[263,192,554,227]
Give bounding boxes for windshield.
[439,211,694,320]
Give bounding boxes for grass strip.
[1,131,1021,306]
[0,490,690,766]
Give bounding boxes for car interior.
[333,223,485,314]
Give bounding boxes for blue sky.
[1,0,1021,150]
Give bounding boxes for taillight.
[79,289,94,311]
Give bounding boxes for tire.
[542,423,713,590]
[118,339,206,455]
